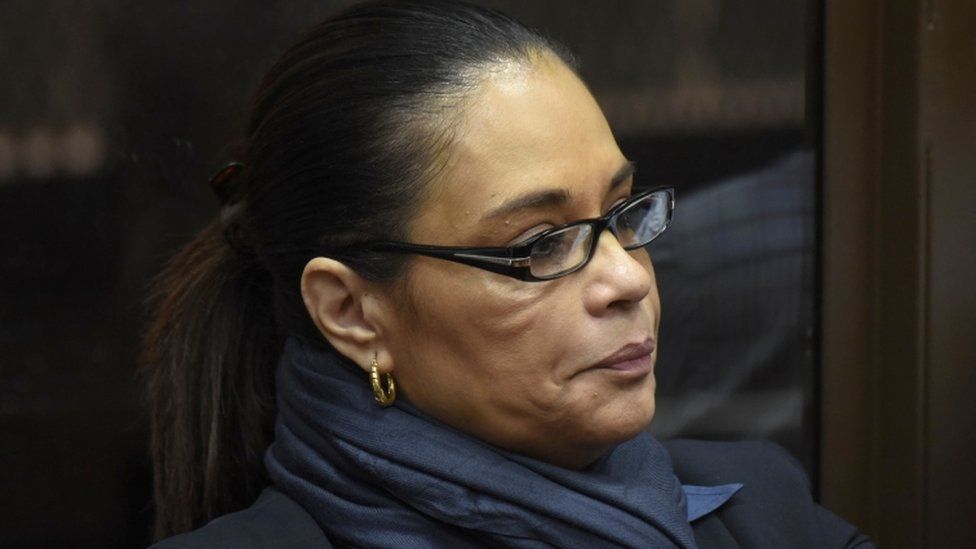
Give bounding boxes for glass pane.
[0,1,818,545]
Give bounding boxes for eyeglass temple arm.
[367,241,537,280]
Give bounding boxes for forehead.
[410,56,626,244]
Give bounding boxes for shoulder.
[149,487,330,549]
[664,439,875,548]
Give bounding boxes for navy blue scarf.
[265,338,699,548]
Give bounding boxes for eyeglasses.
[364,186,674,282]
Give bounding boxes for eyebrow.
[481,161,637,223]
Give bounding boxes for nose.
[582,228,654,315]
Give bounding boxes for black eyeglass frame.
[363,186,675,282]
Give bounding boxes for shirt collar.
[682,483,743,522]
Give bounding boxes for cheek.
[405,262,565,347]
[471,278,569,342]
[388,263,579,403]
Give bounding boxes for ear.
[300,257,393,374]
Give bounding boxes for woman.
[145,1,872,547]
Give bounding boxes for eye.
[527,224,594,278]
[531,232,569,257]
[508,224,553,247]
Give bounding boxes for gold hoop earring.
[370,356,396,407]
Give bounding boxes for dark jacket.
[151,440,873,548]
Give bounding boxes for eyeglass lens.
[529,224,594,278]
[528,191,670,279]
[613,191,670,248]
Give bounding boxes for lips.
[589,338,656,374]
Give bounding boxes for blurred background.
[1,0,972,547]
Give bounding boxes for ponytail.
[141,219,282,540]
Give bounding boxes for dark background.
[0,1,817,546]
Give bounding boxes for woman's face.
[379,55,659,469]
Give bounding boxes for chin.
[612,400,656,441]
[585,382,657,447]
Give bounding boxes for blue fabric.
[265,338,711,548]
[682,484,743,522]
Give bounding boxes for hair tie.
[209,161,246,206]
[209,161,255,256]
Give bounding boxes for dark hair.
[141,0,574,540]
